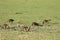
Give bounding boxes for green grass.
[0,0,60,40]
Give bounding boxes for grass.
[0,0,60,40]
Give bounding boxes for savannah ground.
[0,0,60,40]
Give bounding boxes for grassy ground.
[0,0,60,40]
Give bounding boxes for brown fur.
[8,19,14,23]
[42,19,51,24]
[2,24,10,29]
[31,22,40,26]
[23,26,31,32]
[17,23,25,27]
[0,25,1,27]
